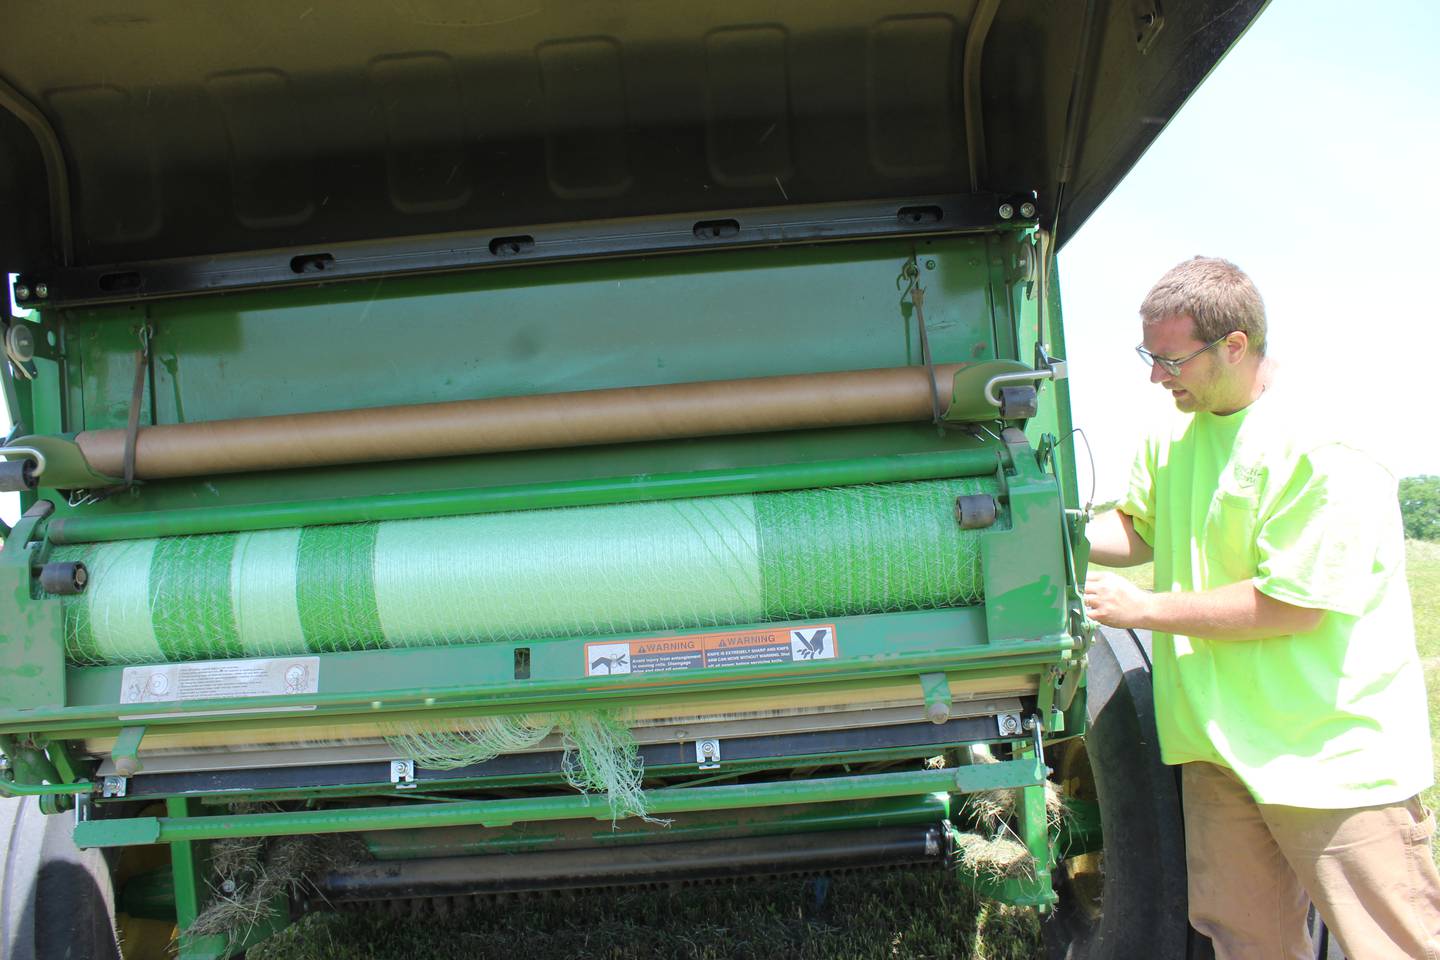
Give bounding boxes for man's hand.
[1083,570,1154,628]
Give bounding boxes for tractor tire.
[1,795,121,960]
[1042,626,1213,960]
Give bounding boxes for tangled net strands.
[383,711,658,822]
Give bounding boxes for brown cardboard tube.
[76,363,966,481]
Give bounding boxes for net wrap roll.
[56,478,994,666]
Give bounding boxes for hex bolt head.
[0,756,10,772]
[997,203,1015,220]
[1020,202,1037,219]
[34,283,48,299]
[13,284,30,301]
[999,715,1020,735]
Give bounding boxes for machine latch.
[695,737,722,770]
[390,760,416,789]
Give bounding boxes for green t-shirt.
[1118,389,1430,808]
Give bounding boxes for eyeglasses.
[1135,333,1232,377]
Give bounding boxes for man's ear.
[1224,331,1250,364]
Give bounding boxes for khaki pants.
[1182,762,1440,959]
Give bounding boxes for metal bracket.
[694,737,722,770]
[101,775,127,798]
[996,712,1022,737]
[1055,654,1087,711]
[1133,0,1165,54]
[390,760,416,789]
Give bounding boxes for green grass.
[251,543,1440,959]
[1408,540,1440,821]
[248,871,1040,960]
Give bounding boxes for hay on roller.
[952,831,1035,881]
[963,748,1067,830]
[54,478,992,666]
[189,831,367,943]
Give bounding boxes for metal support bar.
[49,446,1004,545]
[0,74,73,264]
[962,0,1002,192]
[167,797,229,960]
[22,194,1004,309]
[75,762,1045,849]
[314,825,947,900]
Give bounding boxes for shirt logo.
[1233,463,1262,489]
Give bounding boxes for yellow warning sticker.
[585,624,838,677]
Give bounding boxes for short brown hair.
[1139,257,1266,356]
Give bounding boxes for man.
[1082,256,1440,959]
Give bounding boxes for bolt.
[0,756,10,772]
[924,259,937,270]
[13,284,30,301]
[999,715,1020,735]
[997,203,1015,220]
[34,283,48,299]
[221,879,237,894]
[1019,202,1036,219]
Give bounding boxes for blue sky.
[1062,0,1440,497]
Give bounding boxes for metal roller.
[0,458,36,492]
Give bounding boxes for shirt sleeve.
[1116,433,1157,546]
[1252,444,1401,617]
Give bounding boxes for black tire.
[1042,627,1212,960]
[1,796,121,960]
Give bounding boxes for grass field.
[247,541,1440,960]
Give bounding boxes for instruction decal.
[585,625,838,677]
[119,656,320,704]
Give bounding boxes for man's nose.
[1149,363,1168,385]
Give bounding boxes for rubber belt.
[911,283,945,426]
[122,325,150,488]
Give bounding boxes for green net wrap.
[383,712,657,822]
[56,478,993,666]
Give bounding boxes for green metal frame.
[0,227,1089,957]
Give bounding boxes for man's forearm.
[1086,510,1154,568]
[1131,580,1324,642]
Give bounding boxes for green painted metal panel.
[33,607,1076,740]
[0,512,66,712]
[75,761,1044,847]
[35,236,1009,529]
[71,238,997,430]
